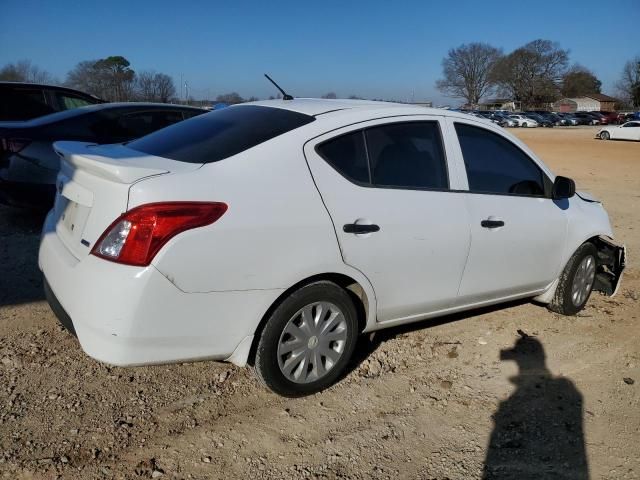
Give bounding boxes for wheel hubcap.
[571,255,596,307]
[277,301,348,384]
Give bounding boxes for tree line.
[436,40,640,109]
[2,50,638,109]
[0,56,178,103]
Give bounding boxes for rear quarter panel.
[129,132,360,294]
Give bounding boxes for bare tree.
[492,40,569,108]
[66,56,135,101]
[0,60,55,84]
[615,56,640,108]
[154,73,176,103]
[436,43,503,106]
[136,71,176,102]
[321,92,337,99]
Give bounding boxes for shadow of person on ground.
[483,333,588,480]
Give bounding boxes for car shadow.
[345,298,531,375]
[482,334,588,479]
[0,206,47,308]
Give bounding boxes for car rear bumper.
[39,211,282,367]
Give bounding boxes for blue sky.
[1,0,638,104]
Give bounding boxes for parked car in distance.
[557,113,579,126]
[618,112,640,124]
[509,114,538,127]
[39,99,625,396]
[587,112,608,125]
[524,112,554,128]
[543,112,566,126]
[597,121,640,141]
[493,113,518,127]
[475,111,506,126]
[573,112,600,125]
[0,103,206,208]
[591,111,618,124]
[0,81,103,121]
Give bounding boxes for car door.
[304,117,471,323]
[618,122,640,140]
[448,119,568,304]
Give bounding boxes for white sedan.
[508,114,539,127]
[597,121,640,141]
[39,99,625,396]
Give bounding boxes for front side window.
[56,93,91,110]
[623,122,639,128]
[455,123,545,196]
[316,121,448,190]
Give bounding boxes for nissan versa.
[38,99,626,396]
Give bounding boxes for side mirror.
[552,176,576,200]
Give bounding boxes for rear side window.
[316,121,448,190]
[316,131,369,183]
[455,123,545,196]
[366,122,448,189]
[128,105,315,163]
[0,87,52,120]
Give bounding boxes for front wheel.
[600,131,610,140]
[548,243,598,315]
[253,281,359,396]
[522,122,528,127]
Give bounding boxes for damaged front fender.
[593,236,626,297]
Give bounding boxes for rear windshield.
[127,105,316,163]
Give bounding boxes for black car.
[0,82,104,121]
[572,112,600,125]
[524,112,554,128]
[0,103,206,207]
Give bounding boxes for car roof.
[236,98,496,124]
[1,102,206,127]
[0,81,102,98]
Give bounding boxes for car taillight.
[91,202,228,266]
[0,138,32,153]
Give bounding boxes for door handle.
[481,219,505,229]
[343,223,380,234]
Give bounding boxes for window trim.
[453,121,553,199]
[315,119,451,192]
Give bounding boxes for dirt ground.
[0,126,638,480]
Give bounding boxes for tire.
[548,243,598,315]
[253,281,359,396]
[522,122,528,127]
[600,131,610,140]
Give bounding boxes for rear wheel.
[548,243,597,315]
[253,281,359,396]
[600,131,610,140]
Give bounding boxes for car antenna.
[264,74,293,100]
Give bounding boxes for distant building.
[553,94,618,112]
[477,99,518,111]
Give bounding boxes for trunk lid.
[51,141,200,260]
